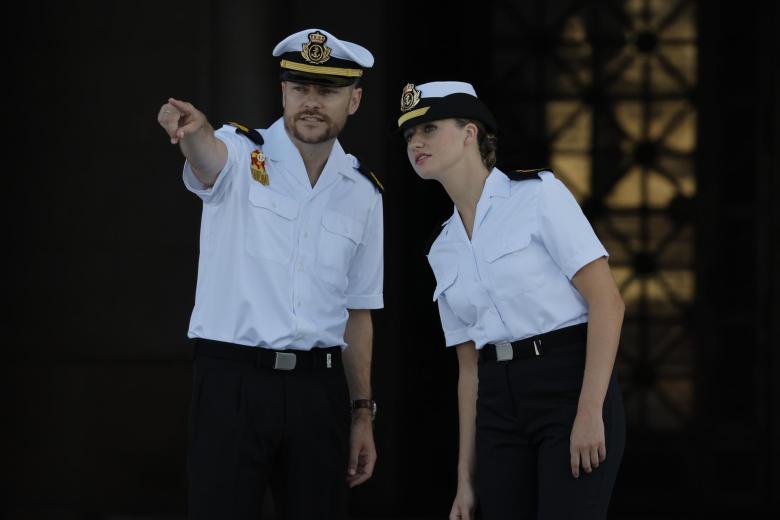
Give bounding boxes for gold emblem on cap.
[400,83,422,112]
[301,31,332,64]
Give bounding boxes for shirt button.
[303,232,308,239]
[272,202,277,208]
[297,263,304,272]
[296,301,301,307]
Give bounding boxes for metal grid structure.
[488,0,698,430]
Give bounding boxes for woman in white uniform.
[397,81,626,520]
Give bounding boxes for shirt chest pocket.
[432,265,457,302]
[317,209,363,287]
[430,254,477,326]
[484,230,546,294]
[245,184,299,264]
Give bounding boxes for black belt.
[479,323,587,363]
[193,338,341,371]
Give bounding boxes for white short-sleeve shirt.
[427,169,607,349]
[183,118,384,350]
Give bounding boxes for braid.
[455,118,497,170]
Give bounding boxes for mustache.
[295,110,330,122]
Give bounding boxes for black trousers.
[187,340,351,520]
[475,328,626,520]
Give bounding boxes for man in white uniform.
[157,28,383,519]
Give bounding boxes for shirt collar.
[259,118,360,182]
[445,168,510,242]
[447,167,511,220]
[483,167,511,199]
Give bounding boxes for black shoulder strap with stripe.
[227,121,264,145]
[352,155,384,194]
[504,168,550,181]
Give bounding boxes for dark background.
[3,0,778,518]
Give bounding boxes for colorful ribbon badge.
[250,150,269,185]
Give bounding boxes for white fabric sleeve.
[345,194,384,309]
[182,125,242,204]
[538,173,609,279]
[437,296,471,347]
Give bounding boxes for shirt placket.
[474,222,513,346]
[290,188,316,344]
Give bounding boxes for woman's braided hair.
[455,118,497,170]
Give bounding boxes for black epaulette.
[504,168,550,181]
[227,121,264,145]
[352,156,384,194]
[424,221,447,256]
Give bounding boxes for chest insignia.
[250,150,269,185]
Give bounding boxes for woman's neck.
[439,155,491,239]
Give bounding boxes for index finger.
[347,471,369,487]
[570,450,580,478]
[168,97,194,116]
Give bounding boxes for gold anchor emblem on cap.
[301,31,332,64]
[400,83,422,112]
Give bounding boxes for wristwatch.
[351,399,377,420]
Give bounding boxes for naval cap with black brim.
[397,81,497,134]
[272,28,374,87]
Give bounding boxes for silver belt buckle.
[494,342,513,362]
[273,352,297,370]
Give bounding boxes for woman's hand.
[449,481,476,520]
[569,406,606,478]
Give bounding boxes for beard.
[284,110,344,144]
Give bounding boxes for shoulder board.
[424,220,447,256]
[227,121,264,145]
[352,156,384,194]
[504,168,551,181]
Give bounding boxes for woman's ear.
[464,122,479,145]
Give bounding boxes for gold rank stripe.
[280,59,363,78]
[228,121,250,132]
[369,171,385,192]
[397,106,431,127]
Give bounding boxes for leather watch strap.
[351,399,377,420]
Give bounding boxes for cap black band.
[280,69,358,87]
[398,93,497,133]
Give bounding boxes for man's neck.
[289,133,336,187]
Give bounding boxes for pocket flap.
[431,266,457,302]
[428,249,458,301]
[484,231,532,262]
[248,184,299,220]
[322,210,363,244]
